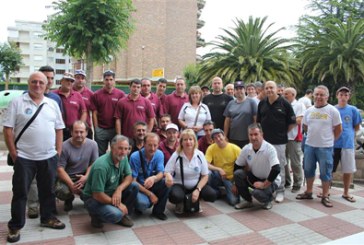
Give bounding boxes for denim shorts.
[303,145,333,181]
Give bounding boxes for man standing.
[115,79,155,139]
[141,78,161,120]
[90,70,125,155]
[164,77,189,125]
[206,129,241,206]
[56,120,99,212]
[224,83,235,97]
[283,88,305,193]
[130,133,170,220]
[54,73,87,140]
[201,85,211,98]
[156,78,168,114]
[73,69,94,139]
[233,123,281,210]
[3,72,65,243]
[203,77,233,130]
[83,135,138,228]
[257,81,296,203]
[333,87,361,202]
[159,123,179,166]
[39,66,63,109]
[298,89,313,109]
[224,81,257,148]
[296,85,342,208]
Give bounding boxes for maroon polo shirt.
[198,136,212,154]
[142,92,161,118]
[159,140,178,166]
[78,87,94,127]
[90,88,125,129]
[54,89,87,128]
[164,92,188,125]
[159,94,166,115]
[156,128,167,142]
[114,95,156,138]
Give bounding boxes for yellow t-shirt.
[205,143,241,180]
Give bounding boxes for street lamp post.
[141,45,145,77]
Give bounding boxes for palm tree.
[198,16,301,86]
[299,18,364,98]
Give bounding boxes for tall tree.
[0,42,22,90]
[44,0,135,87]
[198,17,301,86]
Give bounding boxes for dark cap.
[211,128,224,139]
[201,85,209,90]
[336,86,350,93]
[74,69,86,77]
[234,81,245,88]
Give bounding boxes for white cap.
[166,123,179,131]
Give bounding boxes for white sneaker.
[275,192,284,203]
[175,203,184,214]
[234,201,253,210]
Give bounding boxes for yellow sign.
[152,68,164,78]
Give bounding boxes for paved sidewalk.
[1,151,364,244]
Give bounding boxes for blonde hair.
[188,86,202,104]
[177,129,198,154]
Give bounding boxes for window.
[56,80,61,85]
[33,55,43,61]
[56,59,66,64]
[56,48,64,53]
[56,69,66,75]
[34,43,43,50]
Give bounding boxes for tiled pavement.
[1,151,364,245]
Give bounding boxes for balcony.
[197,19,205,29]
[197,0,206,10]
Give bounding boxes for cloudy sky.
[0,0,310,51]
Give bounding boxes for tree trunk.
[5,73,9,90]
[86,42,93,89]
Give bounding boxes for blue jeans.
[304,145,333,181]
[208,171,239,205]
[135,179,170,214]
[8,154,58,230]
[234,169,277,204]
[84,182,138,224]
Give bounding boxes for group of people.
[3,67,361,243]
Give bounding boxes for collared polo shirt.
[164,92,189,125]
[78,87,94,127]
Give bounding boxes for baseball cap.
[234,81,245,88]
[74,69,86,77]
[166,123,179,131]
[336,86,350,93]
[61,72,75,82]
[201,85,209,90]
[211,128,224,139]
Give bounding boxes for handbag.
[178,156,200,213]
[7,103,45,166]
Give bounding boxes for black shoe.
[118,215,134,227]
[28,208,39,219]
[7,229,20,243]
[91,216,103,228]
[40,217,66,229]
[152,212,168,221]
[64,199,73,212]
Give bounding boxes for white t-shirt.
[235,140,281,186]
[2,93,65,160]
[298,96,312,109]
[178,102,211,136]
[287,99,305,140]
[165,150,209,189]
[303,104,342,147]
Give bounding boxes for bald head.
[264,80,278,99]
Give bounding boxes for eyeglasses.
[30,80,46,85]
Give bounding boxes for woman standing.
[165,129,216,214]
[178,86,211,138]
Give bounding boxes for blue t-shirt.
[130,148,164,185]
[334,104,362,149]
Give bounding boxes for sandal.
[342,195,356,203]
[296,192,313,200]
[317,193,330,198]
[321,197,333,208]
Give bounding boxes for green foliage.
[183,63,200,87]
[0,42,22,89]
[198,17,301,86]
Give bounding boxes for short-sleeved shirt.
[165,150,209,189]
[198,136,212,154]
[2,93,65,160]
[83,152,131,198]
[159,140,178,166]
[78,87,94,127]
[45,91,63,112]
[158,94,167,116]
[287,99,305,140]
[58,138,99,176]
[114,95,156,138]
[164,92,189,125]
[236,140,281,186]
[303,104,342,148]
[334,104,362,149]
[90,88,125,129]
[129,148,164,185]
[205,143,241,180]
[223,98,257,141]
[257,96,296,144]
[142,92,161,118]
[298,96,312,109]
[203,93,233,130]
[178,103,211,136]
[54,89,87,128]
